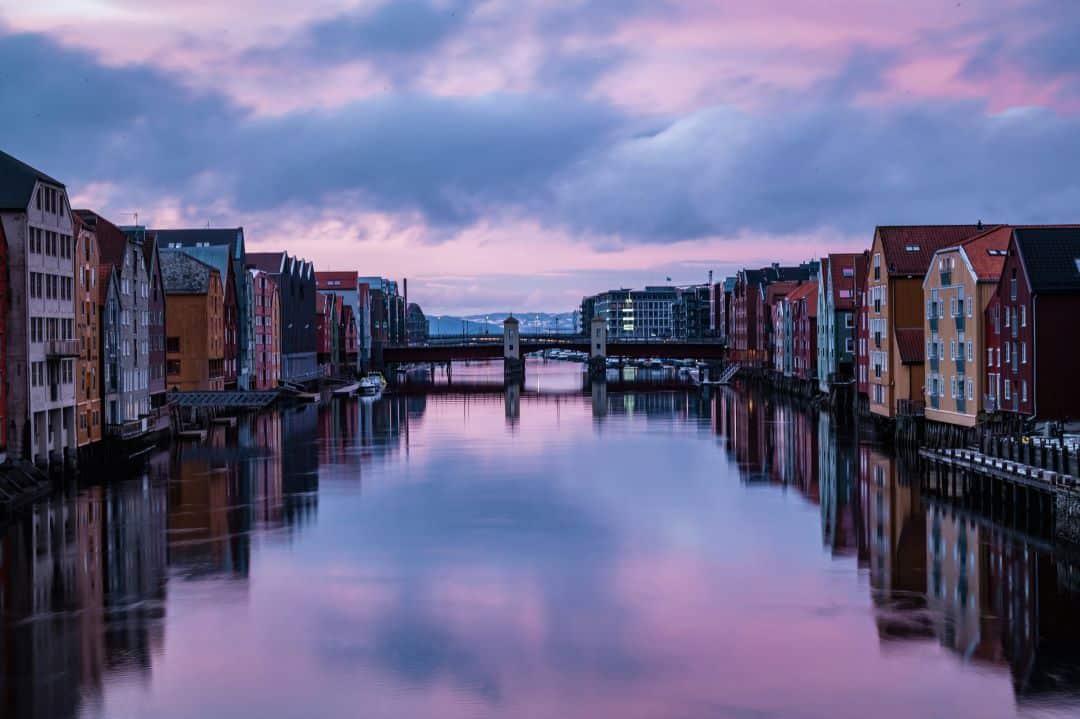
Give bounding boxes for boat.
[359,374,386,396]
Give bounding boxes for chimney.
[977,220,983,231]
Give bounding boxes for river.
[2,360,1079,718]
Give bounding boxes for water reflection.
[0,365,1079,718]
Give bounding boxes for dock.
[920,446,1080,542]
[169,390,281,410]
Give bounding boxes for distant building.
[0,150,78,467]
[72,213,101,449]
[341,303,358,369]
[817,253,867,393]
[249,269,281,390]
[407,303,428,344]
[315,271,367,371]
[161,249,225,391]
[123,228,169,416]
[315,293,339,377]
[731,263,816,366]
[248,252,317,383]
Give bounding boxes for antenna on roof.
[123,211,139,226]
[977,219,983,230]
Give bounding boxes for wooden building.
[160,249,224,392]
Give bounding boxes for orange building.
[73,213,101,446]
[160,249,224,391]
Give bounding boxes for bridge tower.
[503,315,525,382]
[588,316,607,380]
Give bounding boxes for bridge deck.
[385,335,725,363]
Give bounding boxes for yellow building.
[866,225,983,419]
[922,226,1011,427]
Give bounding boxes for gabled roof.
[1013,227,1080,294]
[955,225,1013,281]
[247,251,287,274]
[827,252,865,311]
[764,280,800,306]
[877,225,987,276]
[0,149,64,211]
[153,228,243,251]
[75,209,130,266]
[788,280,818,316]
[178,244,231,285]
[160,248,219,294]
[895,327,925,365]
[97,264,116,306]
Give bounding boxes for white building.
[0,151,79,467]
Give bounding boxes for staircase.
[717,363,741,385]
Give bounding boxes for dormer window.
[905,245,920,252]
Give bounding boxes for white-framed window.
[1021,342,1027,364]
[1022,380,1028,402]
[1021,304,1026,327]
[967,341,973,362]
[1004,380,1011,399]
[967,379,973,401]
[987,347,993,366]
[1004,343,1011,362]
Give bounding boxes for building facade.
[985,227,1080,420]
[161,250,225,391]
[155,229,252,390]
[72,213,101,448]
[790,280,818,382]
[865,225,982,419]
[0,150,79,466]
[250,269,281,391]
[923,226,1011,428]
[817,253,866,393]
[316,270,366,370]
[79,210,151,435]
[248,252,317,383]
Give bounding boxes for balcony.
[106,418,149,440]
[955,313,964,331]
[929,315,938,332]
[897,399,925,417]
[955,358,965,375]
[930,354,939,372]
[46,339,80,358]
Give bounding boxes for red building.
[315,293,337,376]
[731,264,815,366]
[250,268,280,390]
[790,280,818,381]
[856,257,870,403]
[341,304,358,368]
[985,227,1080,419]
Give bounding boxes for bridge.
[382,331,727,364]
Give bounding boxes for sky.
[4,0,1080,314]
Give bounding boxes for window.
[1004,308,1010,327]
[1020,305,1026,327]
[873,253,881,280]
[1004,380,1011,399]
[166,359,181,376]
[166,336,180,353]
[967,379,973,401]
[1004,343,1011,363]
[1021,342,1027,364]
[987,347,993,366]
[1022,380,1028,402]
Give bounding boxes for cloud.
[553,100,1080,240]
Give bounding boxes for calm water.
[3,360,1080,719]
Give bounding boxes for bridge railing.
[396,334,725,348]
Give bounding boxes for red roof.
[827,252,866,311]
[895,327,925,365]
[247,251,286,273]
[315,270,358,290]
[787,280,818,316]
[764,281,800,306]
[878,225,988,276]
[953,225,1012,281]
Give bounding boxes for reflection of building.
[857,445,930,639]
[818,412,857,556]
[0,475,167,719]
[927,508,992,658]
